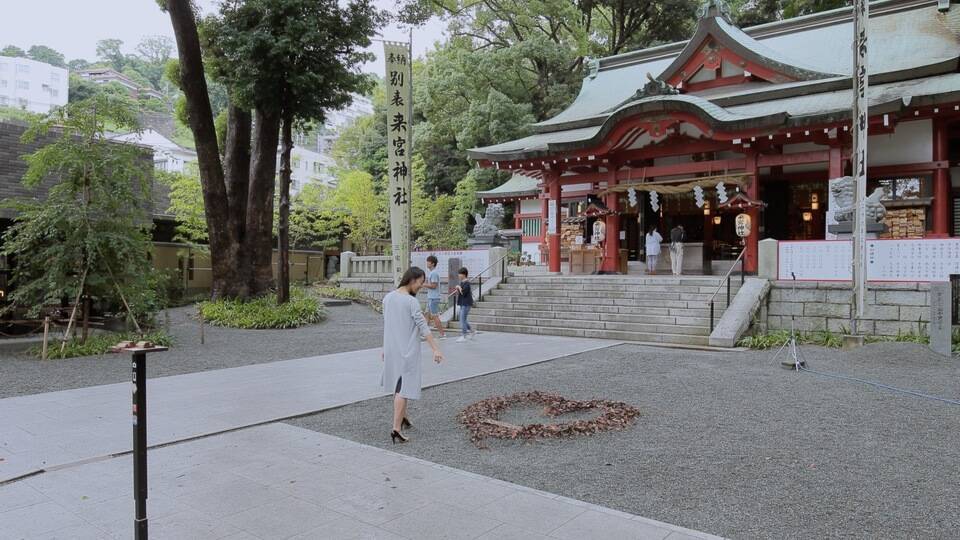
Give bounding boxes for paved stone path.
[0,333,610,483]
[0,332,723,539]
[0,423,720,539]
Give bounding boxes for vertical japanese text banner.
[385,42,413,285]
[851,0,869,316]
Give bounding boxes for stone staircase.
[451,275,741,346]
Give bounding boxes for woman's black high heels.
[401,417,412,430]
[391,430,409,444]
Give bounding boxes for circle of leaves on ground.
[457,391,641,448]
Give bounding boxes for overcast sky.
[2,0,446,75]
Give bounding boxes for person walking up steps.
[381,267,445,444]
[423,255,446,339]
[454,267,474,342]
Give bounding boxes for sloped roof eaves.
[475,174,540,198]
[468,73,960,161]
[466,126,602,161]
[658,16,841,86]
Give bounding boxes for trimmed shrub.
[199,289,325,329]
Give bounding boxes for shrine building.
[469,0,960,275]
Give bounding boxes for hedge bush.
[199,289,325,329]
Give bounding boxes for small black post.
[132,351,148,540]
[478,275,483,302]
[501,257,505,281]
[741,259,745,285]
[726,275,731,306]
[710,301,715,332]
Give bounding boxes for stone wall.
[759,281,931,336]
[340,277,455,304]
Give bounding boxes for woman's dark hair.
[399,266,426,294]
[648,225,658,234]
[458,267,469,277]
[426,255,438,265]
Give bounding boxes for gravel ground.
[288,342,960,539]
[0,302,383,398]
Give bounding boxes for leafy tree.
[68,75,100,103]
[69,59,91,71]
[27,45,66,68]
[158,169,208,245]
[327,170,385,254]
[290,182,345,250]
[0,45,26,58]
[161,0,382,301]
[1,95,155,338]
[200,0,382,302]
[96,38,127,71]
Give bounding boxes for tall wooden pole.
[851,0,869,326]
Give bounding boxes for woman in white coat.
[381,267,444,443]
[645,225,663,275]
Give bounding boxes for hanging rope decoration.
[693,185,705,208]
[716,182,729,204]
[649,190,660,212]
[599,173,750,196]
[627,187,638,207]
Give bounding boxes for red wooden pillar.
[744,151,760,273]
[547,172,562,273]
[602,167,620,273]
[932,119,951,237]
[828,144,843,179]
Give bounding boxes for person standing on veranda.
[423,255,446,339]
[645,225,663,275]
[381,267,444,444]
[670,224,685,276]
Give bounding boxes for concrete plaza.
[0,332,721,539]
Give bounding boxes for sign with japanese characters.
[778,239,960,282]
[385,41,413,285]
[851,0,869,313]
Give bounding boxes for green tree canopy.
[0,45,26,58]
[1,95,155,326]
[27,45,66,68]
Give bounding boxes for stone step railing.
[341,252,392,278]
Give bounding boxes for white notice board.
[547,200,557,234]
[866,239,960,282]
[778,238,960,282]
[778,241,852,281]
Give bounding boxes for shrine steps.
[449,275,739,347]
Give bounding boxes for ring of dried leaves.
[457,391,641,448]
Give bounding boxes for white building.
[310,93,375,154]
[0,57,68,113]
[109,129,197,173]
[281,146,336,195]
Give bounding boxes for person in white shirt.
[645,225,663,275]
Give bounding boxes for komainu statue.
[472,203,505,238]
[830,176,887,224]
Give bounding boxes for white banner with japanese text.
[778,239,960,282]
[385,42,413,285]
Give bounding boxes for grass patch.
[199,288,325,329]
[315,286,383,313]
[31,330,173,359]
[740,327,959,352]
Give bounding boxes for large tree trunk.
[166,0,279,300]
[277,113,293,303]
[223,104,253,298]
[166,0,240,299]
[247,108,281,295]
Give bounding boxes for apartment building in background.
[0,56,68,113]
